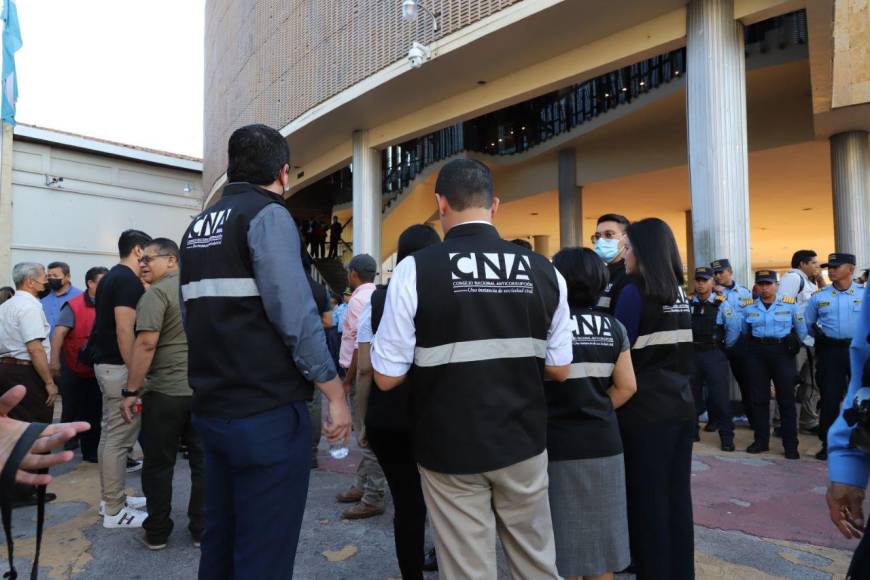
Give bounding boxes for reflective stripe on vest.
[567,362,616,379]
[181,278,259,301]
[632,328,693,350]
[413,337,548,368]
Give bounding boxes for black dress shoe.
[746,442,770,454]
[785,449,800,460]
[721,442,736,452]
[694,432,701,442]
[422,547,438,572]
[772,427,782,438]
[704,422,720,432]
[815,448,827,461]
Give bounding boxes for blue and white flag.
[1,0,21,126]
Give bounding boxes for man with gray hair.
[0,263,59,506]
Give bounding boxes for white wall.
[7,139,202,287]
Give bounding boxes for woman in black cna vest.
[613,218,696,580]
[546,247,637,580]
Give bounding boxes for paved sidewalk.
[1,423,861,579]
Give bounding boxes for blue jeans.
[193,403,311,580]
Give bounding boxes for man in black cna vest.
[179,125,351,579]
[372,158,573,578]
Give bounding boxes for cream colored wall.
[8,140,203,285]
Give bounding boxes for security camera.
[407,42,431,69]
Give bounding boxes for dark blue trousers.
[193,403,311,580]
[746,342,798,450]
[816,342,851,445]
[691,348,734,444]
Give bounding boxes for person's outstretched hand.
[0,385,90,486]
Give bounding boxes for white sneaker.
[99,496,147,516]
[103,506,147,528]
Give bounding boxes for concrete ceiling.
[286,0,688,169]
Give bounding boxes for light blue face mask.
[594,238,620,263]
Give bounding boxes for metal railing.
[380,9,807,196]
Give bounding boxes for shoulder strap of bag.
[1,422,49,579]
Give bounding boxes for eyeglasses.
[138,254,172,265]
[590,231,622,243]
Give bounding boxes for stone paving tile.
[0,430,858,579]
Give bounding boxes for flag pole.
[0,5,9,282]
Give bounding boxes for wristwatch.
[121,388,140,398]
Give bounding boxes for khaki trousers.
[418,451,560,580]
[95,364,141,514]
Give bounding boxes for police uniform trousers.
[726,338,754,425]
[691,347,734,444]
[815,339,851,445]
[418,451,560,580]
[746,341,799,450]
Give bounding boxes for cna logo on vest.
[663,286,690,314]
[185,209,232,249]
[449,252,534,294]
[570,312,616,347]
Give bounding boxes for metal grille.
[204,0,524,190]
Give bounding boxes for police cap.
[694,267,714,280]
[711,259,731,273]
[821,253,856,268]
[754,270,778,283]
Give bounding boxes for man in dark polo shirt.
[372,158,572,578]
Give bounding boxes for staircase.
[313,258,348,295]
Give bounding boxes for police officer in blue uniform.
[712,258,755,428]
[826,290,870,577]
[741,270,808,459]
[690,267,741,451]
[806,253,865,461]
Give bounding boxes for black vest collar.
[444,222,500,241]
[222,182,284,203]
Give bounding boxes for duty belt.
[815,335,851,347]
[0,357,31,366]
[749,337,785,344]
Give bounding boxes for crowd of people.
[0,121,867,579]
[299,215,345,259]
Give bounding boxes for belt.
[816,335,851,347]
[0,357,31,366]
[750,337,784,344]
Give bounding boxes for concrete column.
[558,149,582,248]
[686,0,751,286]
[533,235,550,257]
[685,209,695,277]
[352,130,382,268]
[830,131,870,266]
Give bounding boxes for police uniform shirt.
[805,283,865,340]
[690,293,742,348]
[719,282,753,310]
[741,295,808,342]
[827,291,870,487]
